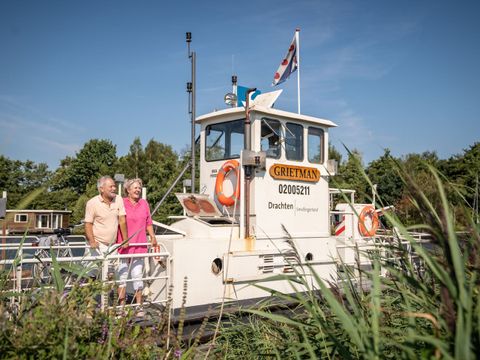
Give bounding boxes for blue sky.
[1,0,479,169]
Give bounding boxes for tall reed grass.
[214,164,480,359]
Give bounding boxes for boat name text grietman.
[269,164,320,183]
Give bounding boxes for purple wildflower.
[98,322,109,344]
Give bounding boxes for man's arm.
[84,222,98,248]
[119,215,128,248]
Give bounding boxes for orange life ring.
[358,205,380,237]
[215,160,240,207]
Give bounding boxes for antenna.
[186,32,196,193]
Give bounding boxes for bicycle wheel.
[32,249,53,284]
[58,247,76,287]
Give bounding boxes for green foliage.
[0,155,52,208]
[440,142,480,222]
[54,139,117,194]
[28,188,78,211]
[0,249,202,359]
[116,138,184,223]
[329,144,343,164]
[366,149,404,207]
[332,149,370,203]
[0,283,172,359]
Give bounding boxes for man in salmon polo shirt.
[84,176,128,275]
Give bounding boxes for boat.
[146,83,389,319]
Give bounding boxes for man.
[84,176,128,274]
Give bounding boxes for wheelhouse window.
[205,119,244,161]
[14,214,28,223]
[308,127,324,164]
[285,122,304,161]
[260,118,281,159]
[36,214,50,229]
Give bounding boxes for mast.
[186,32,196,193]
[244,88,257,238]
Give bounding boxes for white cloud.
[31,136,80,154]
[0,95,84,134]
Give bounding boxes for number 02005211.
[278,184,310,195]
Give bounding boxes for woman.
[117,178,157,316]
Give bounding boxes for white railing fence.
[0,236,171,315]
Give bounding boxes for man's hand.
[85,222,97,249]
[122,241,129,249]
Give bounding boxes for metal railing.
[333,218,433,283]
[0,238,171,314]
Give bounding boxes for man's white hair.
[97,176,114,192]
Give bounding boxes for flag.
[272,33,298,86]
[237,86,261,107]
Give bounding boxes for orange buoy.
[358,205,380,237]
[215,160,240,207]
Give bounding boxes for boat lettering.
[269,164,320,183]
[278,183,310,195]
[268,201,294,210]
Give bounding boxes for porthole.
[305,253,313,262]
[211,258,223,275]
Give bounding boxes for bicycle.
[32,228,74,285]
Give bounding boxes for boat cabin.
[195,91,338,240]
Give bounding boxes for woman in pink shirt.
[117,178,157,316]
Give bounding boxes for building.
[2,210,71,234]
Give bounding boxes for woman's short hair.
[124,178,143,195]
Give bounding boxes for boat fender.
[215,160,240,207]
[358,205,380,237]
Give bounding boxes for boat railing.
[332,212,433,282]
[0,239,171,315]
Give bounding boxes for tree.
[54,139,117,194]
[328,144,342,164]
[0,155,52,209]
[116,138,183,223]
[441,143,480,207]
[395,151,441,225]
[115,137,146,179]
[331,149,370,203]
[366,149,404,207]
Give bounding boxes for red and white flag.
[272,33,299,86]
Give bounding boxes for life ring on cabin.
[215,160,240,207]
[358,205,380,237]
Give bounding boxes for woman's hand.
[150,234,158,248]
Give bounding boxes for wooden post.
[1,193,6,268]
[1,220,5,270]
